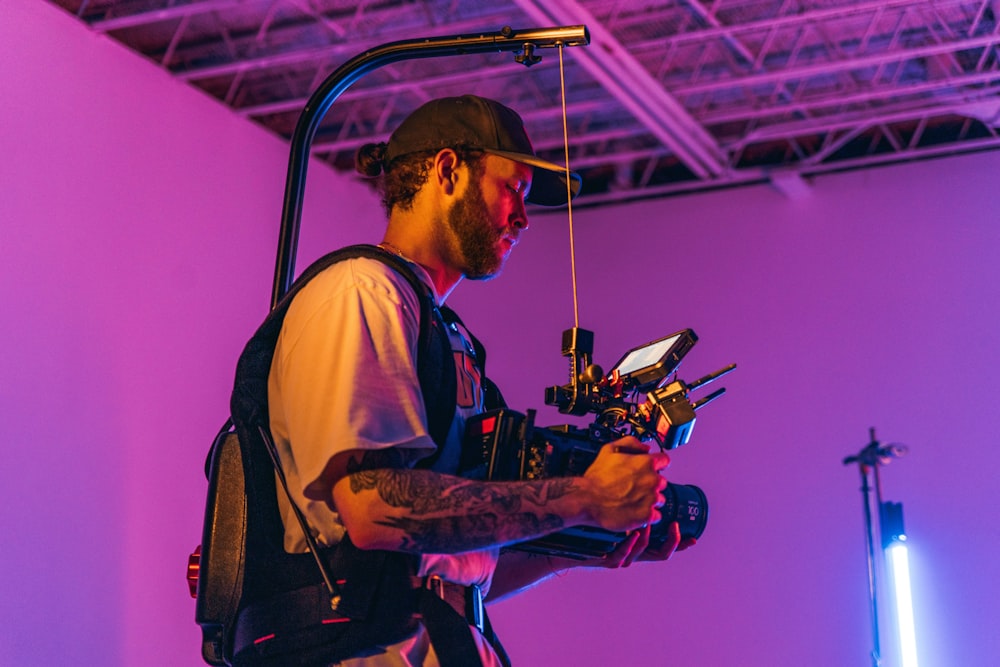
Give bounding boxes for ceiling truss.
[49,0,1000,206]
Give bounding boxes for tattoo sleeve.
[343,450,578,553]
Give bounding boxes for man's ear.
[433,148,461,196]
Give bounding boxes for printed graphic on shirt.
[454,350,483,409]
[448,321,483,411]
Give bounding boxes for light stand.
[843,428,915,667]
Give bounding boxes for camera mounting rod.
[271,25,591,309]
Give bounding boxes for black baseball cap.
[384,95,582,206]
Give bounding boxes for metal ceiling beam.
[675,32,1000,96]
[699,69,1000,127]
[175,42,351,80]
[236,56,562,116]
[64,0,1000,207]
[731,101,996,154]
[174,13,522,80]
[511,0,728,179]
[573,134,1000,208]
[90,0,253,32]
[644,0,971,49]
[309,98,622,154]
[165,0,935,84]
[234,61,592,116]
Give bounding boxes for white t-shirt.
[266,255,502,665]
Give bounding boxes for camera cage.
[459,326,735,559]
[543,326,734,450]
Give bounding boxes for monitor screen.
[608,329,697,390]
[613,334,682,377]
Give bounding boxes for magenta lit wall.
[3,1,999,665]
[456,165,1000,666]
[1,1,381,664]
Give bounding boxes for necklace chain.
[378,241,410,262]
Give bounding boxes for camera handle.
[544,326,604,416]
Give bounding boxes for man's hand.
[640,520,698,562]
[592,521,698,569]
[578,437,670,533]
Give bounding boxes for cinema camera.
[460,327,735,560]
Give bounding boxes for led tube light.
[886,541,919,667]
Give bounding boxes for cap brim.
[486,149,582,206]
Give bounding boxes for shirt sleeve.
[268,257,437,503]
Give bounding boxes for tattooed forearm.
[351,467,576,516]
[377,512,565,553]
[344,466,580,553]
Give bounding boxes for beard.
[446,177,506,280]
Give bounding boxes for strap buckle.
[423,575,484,634]
[424,573,446,599]
[468,582,484,634]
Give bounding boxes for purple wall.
[3,1,998,665]
[1,1,380,664]
[458,166,1000,666]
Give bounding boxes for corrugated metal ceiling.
[48,0,1000,205]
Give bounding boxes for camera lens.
[650,483,708,546]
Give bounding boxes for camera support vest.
[195,244,506,667]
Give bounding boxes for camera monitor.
[608,329,698,391]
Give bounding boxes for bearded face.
[446,173,507,280]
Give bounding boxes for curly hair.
[355,144,485,216]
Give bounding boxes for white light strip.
[887,542,919,667]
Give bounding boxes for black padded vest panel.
[228,244,457,605]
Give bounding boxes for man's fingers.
[677,537,697,552]
[623,524,652,567]
[603,530,640,568]
[651,452,671,472]
[639,521,682,562]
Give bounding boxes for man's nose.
[511,201,529,230]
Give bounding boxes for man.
[265,95,691,666]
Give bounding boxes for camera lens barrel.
[651,483,708,545]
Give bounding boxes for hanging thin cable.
[558,43,579,329]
